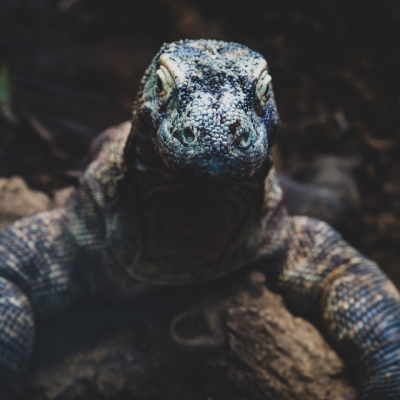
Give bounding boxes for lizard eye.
[156,65,175,101]
[256,69,272,108]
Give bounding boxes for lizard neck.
[99,123,286,285]
[108,143,281,284]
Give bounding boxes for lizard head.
[131,39,280,182]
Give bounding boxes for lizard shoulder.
[81,121,132,208]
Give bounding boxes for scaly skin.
[0,40,399,399]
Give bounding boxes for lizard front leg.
[274,216,400,399]
[0,278,33,398]
[0,208,85,398]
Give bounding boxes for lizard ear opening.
[256,69,272,108]
[155,54,180,102]
[156,65,175,101]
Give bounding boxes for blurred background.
[0,0,399,286]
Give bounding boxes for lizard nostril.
[228,120,241,135]
[183,128,195,144]
[240,130,249,146]
[235,127,251,149]
[228,120,251,149]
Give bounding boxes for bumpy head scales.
[132,39,280,182]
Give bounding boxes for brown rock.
[0,176,52,229]
[26,275,357,400]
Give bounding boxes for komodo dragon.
[0,39,399,399]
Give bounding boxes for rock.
[53,186,75,208]
[0,176,75,231]
[26,275,357,400]
[0,176,52,229]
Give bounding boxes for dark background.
[0,0,399,285]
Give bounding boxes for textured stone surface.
[0,177,74,230]
[0,177,52,229]
[26,277,356,400]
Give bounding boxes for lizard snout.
[228,124,252,150]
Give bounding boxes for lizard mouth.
[195,165,232,171]
[194,165,233,175]
[179,164,258,182]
